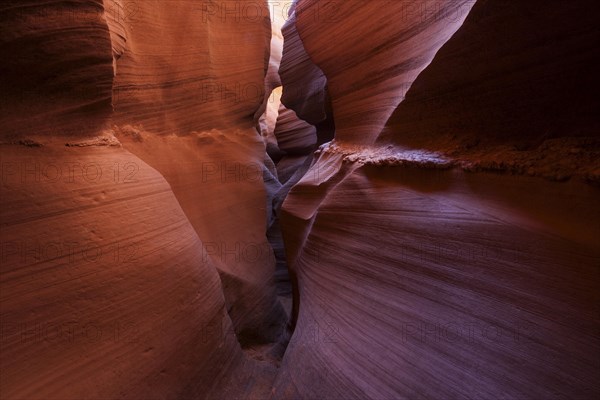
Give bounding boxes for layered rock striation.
[1,0,286,398]
[2,0,599,399]
[274,0,600,398]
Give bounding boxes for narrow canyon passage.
[1,1,599,400]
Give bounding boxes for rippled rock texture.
[2,0,599,399]
[0,0,113,138]
[274,0,600,398]
[105,0,287,349]
[1,145,268,399]
[1,0,285,399]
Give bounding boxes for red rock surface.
[275,147,600,398]
[0,0,113,138]
[380,0,600,182]
[294,0,476,145]
[2,0,599,399]
[0,145,277,399]
[104,0,287,346]
[107,0,271,135]
[273,0,600,398]
[1,0,284,398]
[274,104,317,155]
[278,2,328,127]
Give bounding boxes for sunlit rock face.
[103,0,287,346]
[0,146,255,399]
[106,0,271,135]
[1,0,284,399]
[274,0,600,398]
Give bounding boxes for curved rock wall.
[0,145,253,399]
[380,0,600,181]
[293,0,475,145]
[2,0,599,399]
[274,104,317,155]
[107,0,270,135]
[1,0,284,398]
[103,0,287,345]
[275,0,600,398]
[275,152,600,398]
[278,2,328,128]
[0,0,114,139]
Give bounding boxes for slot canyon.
[1,0,599,399]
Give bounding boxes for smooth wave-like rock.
[260,86,286,162]
[294,0,475,145]
[379,0,600,182]
[104,0,287,345]
[107,0,271,135]
[275,147,600,398]
[113,126,287,344]
[0,144,275,399]
[0,0,114,139]
[274,0,600,398]
[255,1,285,134]
[1,0,286,398]
[278,2,329,127]
[274,103,317,155]
[3,0,600,399]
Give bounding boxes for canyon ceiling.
[1,0,599,399]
